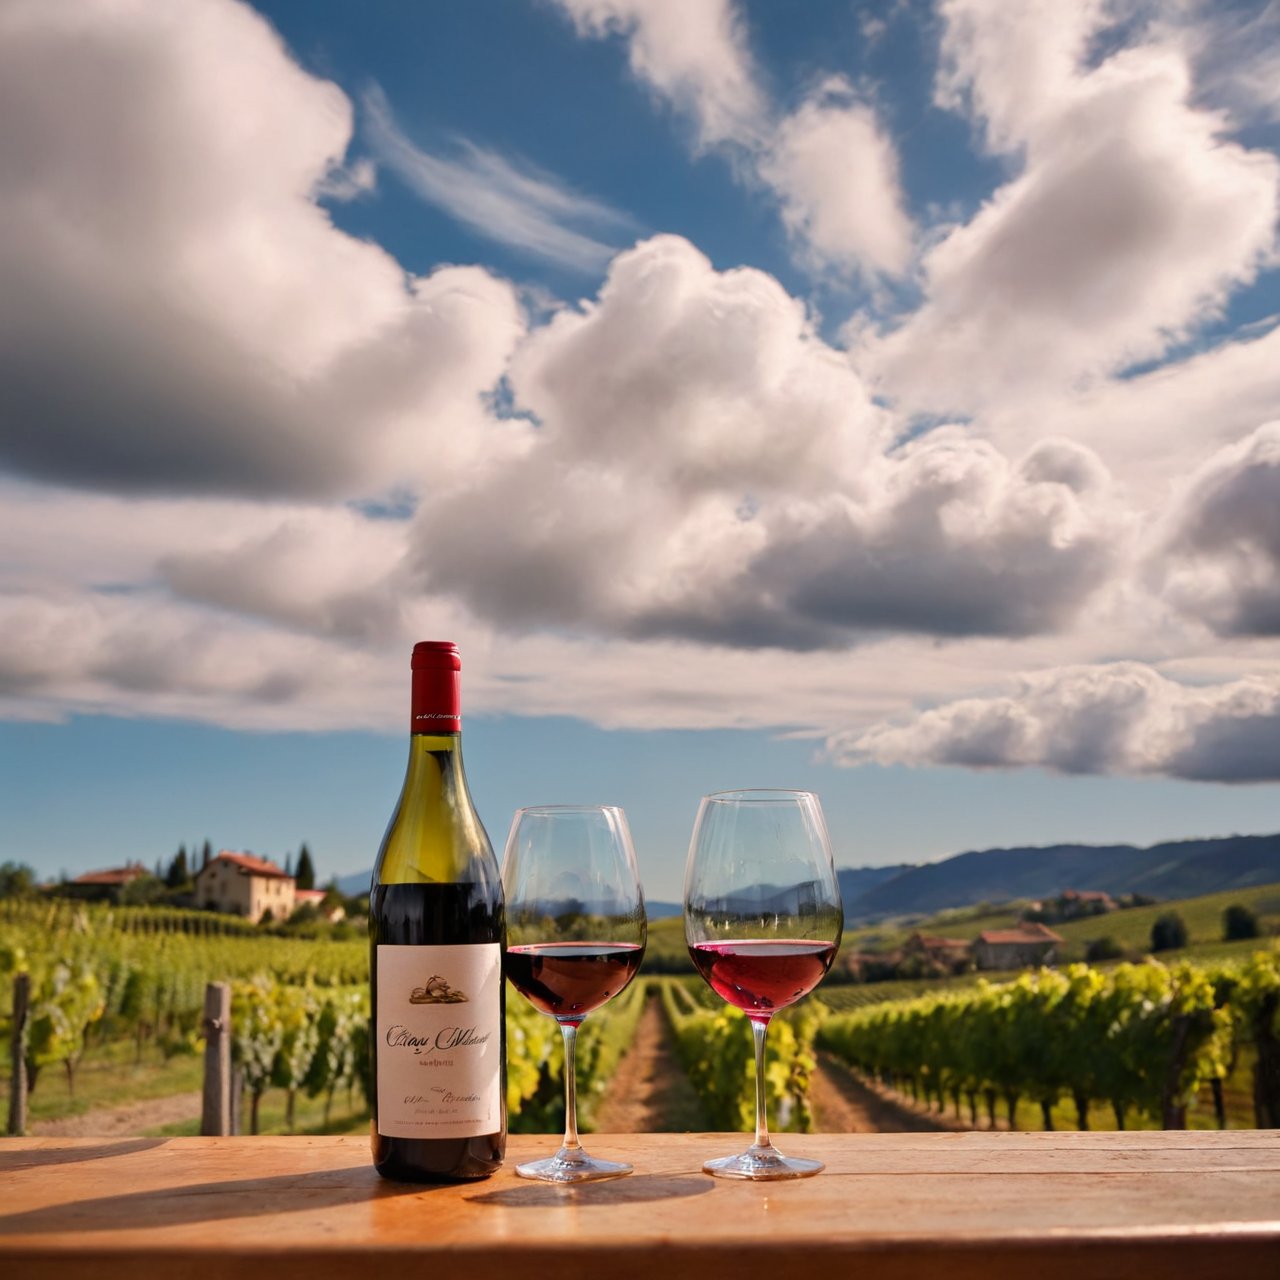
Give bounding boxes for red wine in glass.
[689,939,835,1021]
[507,942,644,1025]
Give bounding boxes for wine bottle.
[369,641,506,1181]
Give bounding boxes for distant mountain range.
[843,833,1280,921]
[339,833,1280,924]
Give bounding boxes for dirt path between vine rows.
[809,1052,964,1133]
[29,1090,203,1138]
[591,996,709,1132]
[590,996,965,1135]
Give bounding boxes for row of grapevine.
[229,978,367,1133]
[504,979,650,1132]
[1,900,367,1096]
[659,979,821,1133]
[818,954,1280,1130]
[1,896,651,1131]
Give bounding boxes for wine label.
[375,942,502,1139]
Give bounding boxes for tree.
[0,861,37,899]
[1151,911,1189,953]
[200,839,212,870]
[1085,936,1125,963]
[120,873,166,906]
[295,843,315,891]
[1223,904,1261,942]
[166,845,189,889]
[322,878,344,913]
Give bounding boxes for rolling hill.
[845,833,1280,921]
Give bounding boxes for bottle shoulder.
[373,737,499,887]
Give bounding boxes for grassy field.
[842,902,1030,951]
[1,1035,204,1127]
[641,915,692,972]
[1050,882,1280,957]
[836,881,1280,962]
[640,883,1280,977]
[0,1026,370,1137]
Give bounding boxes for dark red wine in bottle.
[369,642,506,1181]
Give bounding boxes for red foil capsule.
[410,641,462,734]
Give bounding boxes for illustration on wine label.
[409,974,469,1004]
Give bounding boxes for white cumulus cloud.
[550,0,914,279]
[409,237,1121,649]
[870,0,1280,413]
[833,662,1280,781]
[0,0,523,499]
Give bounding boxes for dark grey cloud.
[1155,422,1280,636]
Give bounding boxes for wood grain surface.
[2,1131,1278,1280]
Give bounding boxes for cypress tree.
[167,845,189,889]
[295,843,315,891]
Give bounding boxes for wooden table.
[2,1131,1279,1280]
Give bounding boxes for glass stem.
[559,1020,582,1154]
[751,1016,772,1152]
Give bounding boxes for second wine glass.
[684,789,843,1179]
[503,804,646,1182]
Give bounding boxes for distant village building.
[294,887,346,923]
[1058,889,1117,916]
[902,932,972,970]
[63,863,150,903]
[194,851,295,921]
[973,922,1064,970]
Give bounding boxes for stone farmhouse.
[973,922,1064,971]
[194,851,296,922]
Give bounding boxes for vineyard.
[3,898,1279,1137]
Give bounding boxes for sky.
[2,0,1279,902]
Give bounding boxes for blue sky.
[1,0,1279,900]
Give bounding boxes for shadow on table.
[0,1165,422,1236]
[0,1139,168,1170]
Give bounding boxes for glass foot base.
[702,1143,824,1181]
[515,1146,633,1183]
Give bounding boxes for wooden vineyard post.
[7,972,30,1137]
[201,982,231,1137]
[231,1066,243,1136]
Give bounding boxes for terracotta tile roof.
[978,923,1065,945]
[201,851,291,880]
[71,863,148,886]
[917,934,971,949]
[294,888,327,903]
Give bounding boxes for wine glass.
[503,804,647,1182]
[684,789,843,1179]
